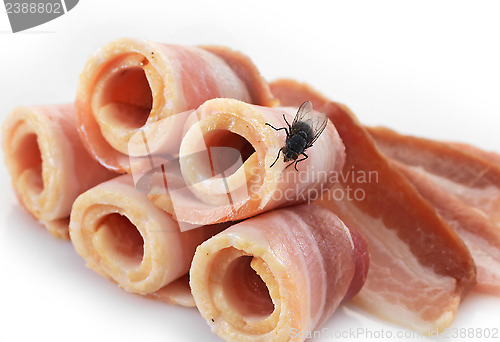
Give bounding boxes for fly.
[265,101,328,171]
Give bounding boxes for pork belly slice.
[144,98,345,226]
[450,142,500,167]
[366,127,500,294]
[190,205,368,342]
[69,174,223,304]
[269,79,476,332]
[1,104,115,239]
[367,126,500,229]
[395,162,500,295]
[76,38,276,173]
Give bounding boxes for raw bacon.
[450,142,500,167]
[367,126,500,295]
[367,127,500,231]
[190,205,368,341]
[395,161,500,295]
[75,38,276,173]
[69,174,223,305]
[2,104,115,239]
[269,79,476,332]
[144,98,345,226]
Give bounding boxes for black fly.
[265,101,328,171]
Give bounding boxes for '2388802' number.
[6,2,62,14]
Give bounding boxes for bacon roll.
[75,38,276,173]
[190,205,368,341]
[144,98,345,226]
[69,174,223,305]
[2,104,115,239]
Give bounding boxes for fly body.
[265,101,328,171]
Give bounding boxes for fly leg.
[270,147,283,168]
[294,152,308,171]
[265,122,289,135]
[282,114,292,132]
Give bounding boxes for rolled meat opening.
[2,104,115,239]
[76,38,276,172]
[145,98,345,226]
[190,205,368,342]
[69,174,223,306]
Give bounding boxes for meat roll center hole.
[222,256,274,319]
[101,61,153,129]
[204,130,255,176]
[15,133,43,193]
[98,213,144,268]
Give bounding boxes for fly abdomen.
[286,134,307,155]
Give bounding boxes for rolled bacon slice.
[76,38,276,173]
[269,79,476,332]
[190,205,368,342]
[2,104,115,239]
[69,174,223,305]
[145,98,345,226]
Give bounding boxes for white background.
[1,1,499,341]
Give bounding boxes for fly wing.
[292,101,313,126]
[291,101,328,147]
[304,111,328,147]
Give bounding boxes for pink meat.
[367,127,500,295]
[145,98,345,226]
[395,162,500,295]
[190,205,366,341]
[367,127,500,229]
[75,38,276,173]
[2,104,115,239]
[450,142,500,167]
[69,174,224,305]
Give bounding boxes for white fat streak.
[458,229,500,283]
[343,202,458,332]
[410,165,500,214]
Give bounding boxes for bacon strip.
[2,104,115,239]
[76,38,276,173]
[367,127,500,294]
[69,174,223,305]
[367,127,500,230]
[269,79,476,332]
[395,162,500,295]
[450,142,500,167]
[145,98,345,226]
[190,205,368,341]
